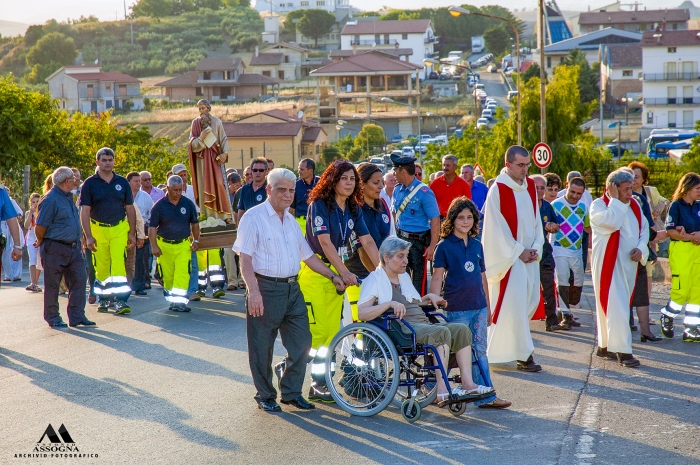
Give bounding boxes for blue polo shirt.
[237,181,267,212]
[306,199,369,262]
[36,186,82,243]
[150,196,198,241]
[666,198,700,237]
[539,199,556,268]
[345,200,392,278]
[470,180,489,211]
[391,178,440,233]
[79,173,133,225]
[433,233,487,311]
[0,188,15,221]
[292,176,319,218]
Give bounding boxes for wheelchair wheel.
[326,323,400,417]
[391,355,437,409]
[448,401,467,416]
[401,399,422,423]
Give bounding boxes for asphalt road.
[1,270,699,464]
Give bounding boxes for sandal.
[461,385,494,396]
[26,284,35,291]
[227,284,238,291]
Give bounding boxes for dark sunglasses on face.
[251,169,266,173]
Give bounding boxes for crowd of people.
[1,130,699,414]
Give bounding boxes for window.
[683,86,693,104]
[683,110,694,127]
[195,87,203,96]
[106,100,112,109]
[559,57,564,64]
[203,71,211,80]
[119,84,127,96]
[87,84,94,98]
[622,70,633,77]
[262,71,271,77]
[279,70,285,80]
[105,83,112,92]
[384,34,390,44]
[354,35,359,44]
[668,110,677,128]
[375,34,380,44]
[547,56,551,68]
[667,86,677,104]
[300,0,309,5]
[316,0,324,5]
[284,55,289,63]
[279,3,284,7]
[668,47,677,53]
[402,33,408,40]
[647,112,654,124]
[673,23,678,30]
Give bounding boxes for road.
[1,270,699,464]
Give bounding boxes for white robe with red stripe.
[590,196,649,354]
[483,171,544,363]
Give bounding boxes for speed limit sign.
[532,142,552,169]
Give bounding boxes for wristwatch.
[13,245,22,250]
[193,239,199,243]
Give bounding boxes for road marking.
[574,401,600,464]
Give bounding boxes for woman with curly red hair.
[299,160,380,402]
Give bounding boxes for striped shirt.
[233,199,313,277]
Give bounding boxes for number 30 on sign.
[532,142,552,169]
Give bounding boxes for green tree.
[522,63,545,84]
[562,48,599,104]
[483,24,511,57]
[283,10,306,35]
[132,0,174,18]
[297,9,335,47]
[354,124,386,158]
[25,32,78,68]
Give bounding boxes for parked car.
[486,102,498,110]
[476,121,488,129]
[428,71,439,80]
[401,146,416,156]
[453,128,464,137]
[487,64,498,73]
[434,134,448,145]
[507,90,518,100]
[477,117,489,126]
[390,149,403,158]
[439,72,451,81]
[481,109,493,120]
[504,67,515,76]
[485,98,497,106]
[419,134,432,142]
[425,138,438,145]
[391,134,403,143]
[474,83,485,91]
[413,143,428,154]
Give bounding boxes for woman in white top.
[24,193,42,292]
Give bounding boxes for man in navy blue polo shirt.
[290,158,319,234]
[237,157,268,224]
[80,147,136,315]
[0,179,23,286]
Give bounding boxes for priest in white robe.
[590,168,648,368]
[482,146,545,371]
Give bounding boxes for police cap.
[390,153,417,168]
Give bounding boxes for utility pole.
[538,0,547,174]
[124,0,133,45]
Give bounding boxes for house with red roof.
[46,65,143,113]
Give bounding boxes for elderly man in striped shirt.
[233,168,346,413]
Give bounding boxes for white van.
[481,109,493,120]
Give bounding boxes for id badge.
[338,246,349,261]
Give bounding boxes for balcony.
[424,36,438,44]
[350,39,399,46]
[642,97,700,106]
[643,73,700,82]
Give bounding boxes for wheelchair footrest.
[436,390,495,408]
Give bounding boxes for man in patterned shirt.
[551,177,591,329]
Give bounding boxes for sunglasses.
[251,169,266,173]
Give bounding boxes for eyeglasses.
[509,162,531,168]
[415,172,423,177]
[251,169,266,173]
[141,178,152,181]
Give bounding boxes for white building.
[46,65,143,113]
[255,0,349,14]
[641,30,700,128]
[339,19,437,76]
[600,43,642,106]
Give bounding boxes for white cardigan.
[358,266,422,306]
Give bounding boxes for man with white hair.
[35,167,94,328]
[590,168,648,367]
[234,168,346,413]
[149,175,200,312]
[380,170,396,207]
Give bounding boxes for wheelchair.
[324,306,494,423]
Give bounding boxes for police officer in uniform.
[390,153,440,294]
[149,175,200,312]
[290,158,319,234]
[80,147,136,315]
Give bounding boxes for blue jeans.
[444,307,496,406]
[187,251,198,295]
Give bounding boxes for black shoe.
[97,300,109,313]
[212,289,225,299]
[70,320,96,327]
[135,290,147,296]
[630,325,638,332]
[144,283,152,289]
[256,399,282,412]
[640,334,662,342]
[49,321,68,328]
[617,353,641,367]
[660,314,675,338]
[169,304,191,312]
[115,300,131,315]
[274,361,285,392]
[595,347,618,360]
[308,384,335,403]
[546,322,570,332]
[281,396,316,410]
[516,356,542,372]
[682,328,700,342]
[564,314,580,328]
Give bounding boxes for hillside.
[0,20,29,38]
[0,7,262,82]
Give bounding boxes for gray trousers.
[41,240,88,326]
[247,276,311,403]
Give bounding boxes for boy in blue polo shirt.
[430,197,511,409]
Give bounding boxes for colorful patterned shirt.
[550,197,589,257]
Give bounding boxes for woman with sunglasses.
[298,160,380,402]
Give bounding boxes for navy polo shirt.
[0,188,15,221]
[391,178,440,233]
[237,181,267,211]
[470,180,489,211]
[539,199,556,268]
[79,173,133,225]
[36,186,82,243]
[305,199,369,262]
[433,233,487,311]
[150,196,198,241]
[666,198,700,237]
[345,200,392,278]
[292,176,319,218]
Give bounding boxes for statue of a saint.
[187,99,233,223]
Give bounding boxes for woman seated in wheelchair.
[357,236,494,403]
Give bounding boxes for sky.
[0,0,687,25]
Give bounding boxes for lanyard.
[336,203,349,245]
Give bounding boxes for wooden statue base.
[198,223,237,250]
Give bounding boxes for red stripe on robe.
[599,194,642,315]
[492,177,537,324]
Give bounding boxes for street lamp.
[448,5,521,146]
[380,97,423,162]
[426,111,447,140]
[621,97,630,125]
